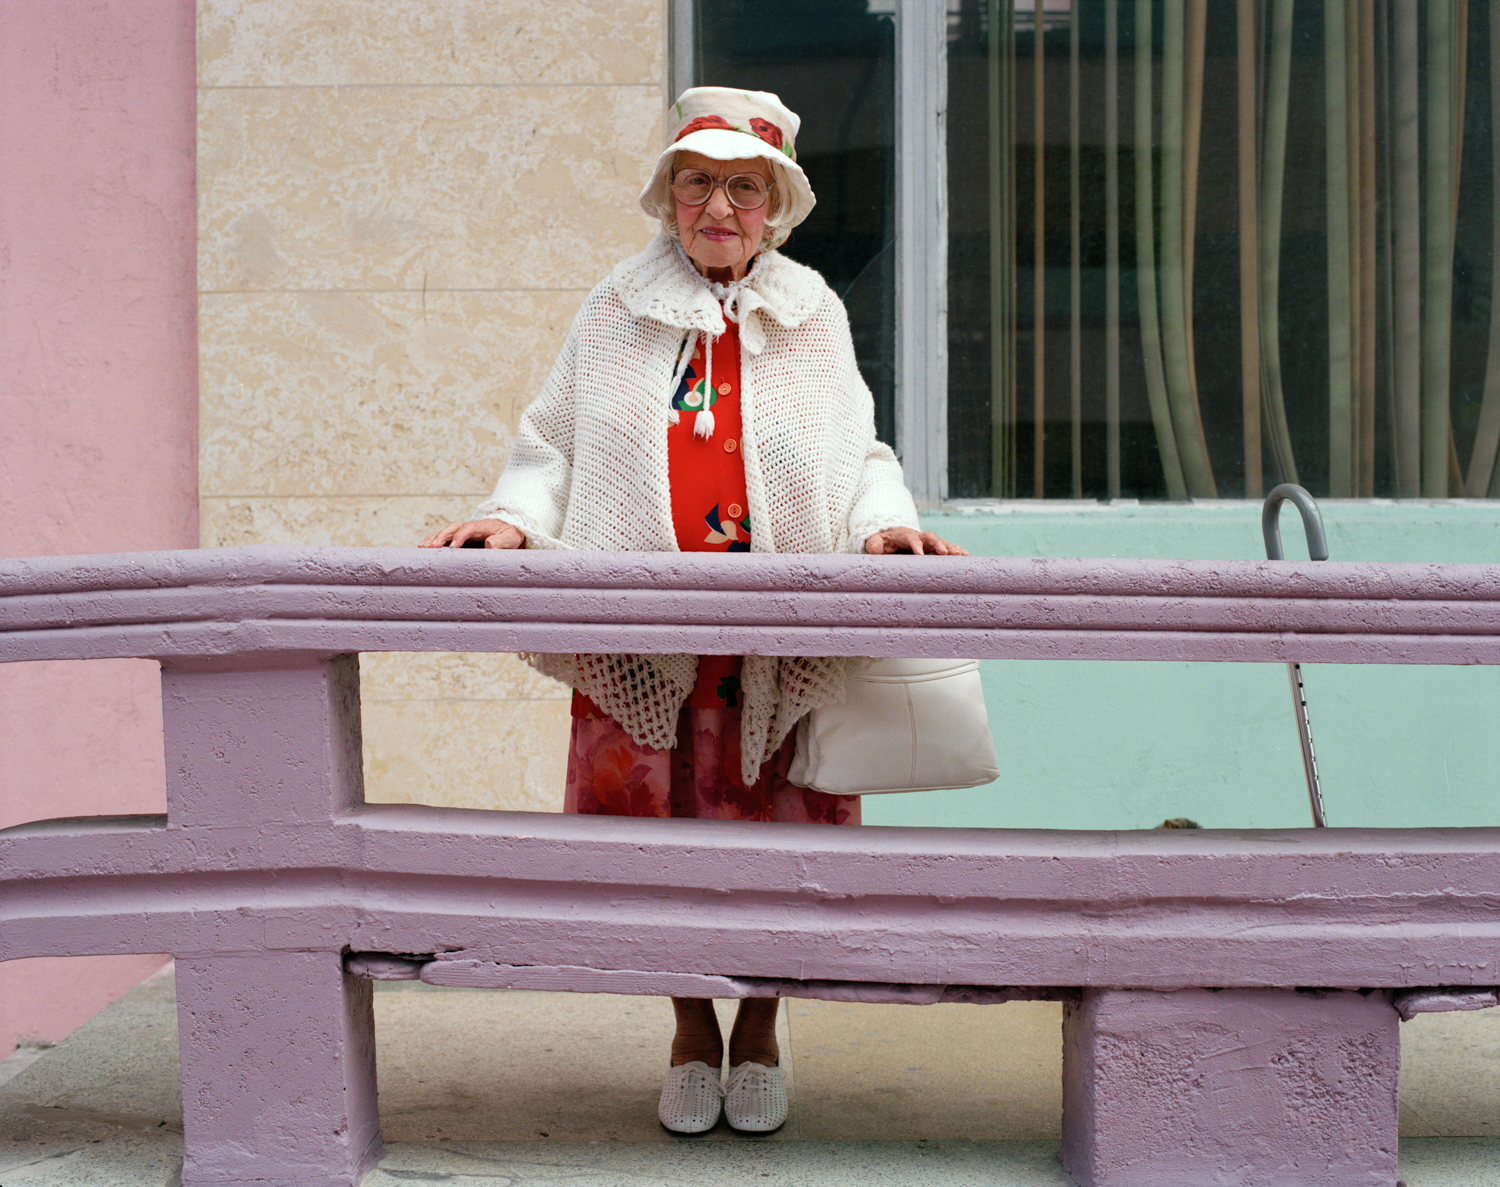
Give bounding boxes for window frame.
[895,1,951,506]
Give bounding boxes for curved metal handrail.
[1262,485,1330,827]
[1263,482,1330,561]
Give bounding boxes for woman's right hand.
[418,518,526,549]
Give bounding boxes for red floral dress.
[563,315,860,825]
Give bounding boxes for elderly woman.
[420,88,965,1135]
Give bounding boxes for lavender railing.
[3,545,1498,1187]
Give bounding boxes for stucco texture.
[196,0,666,810]
[0,0,197,1055]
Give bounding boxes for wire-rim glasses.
[671,169,773,211]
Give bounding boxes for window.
[687,0,1499,501]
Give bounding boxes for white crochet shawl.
[476,233,920,783]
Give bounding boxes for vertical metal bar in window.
[1069,0,1082,499]
[1452,1,1469,256]
[1423,0,1455,496]
[1260,0,1299,488]
[1236,0,1262,499]
[1468,0,1500,497]
[1135,0,1189,500]
[1344,0,1371,497]
[1159,0,1216,497]
[667,0,695,107]
[990,0,1016,499]
[1449,0,1469,495]
[1357,0,1378,496]
[1326,0,1354,496]
[1376,0,1399,491]
[1391,0,1420,496]
[1105,0,1121,499]
[896,0,948,504]
[1182,0,1209,493]
[1032,0,1045,498]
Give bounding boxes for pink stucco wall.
[0,0,198,1056]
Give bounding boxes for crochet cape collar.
[609,232,823,356]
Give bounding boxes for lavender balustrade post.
[160,654,365,826]
[1061,987,1400,1186]
[161,653,381,1187]
[175,952,379,1187]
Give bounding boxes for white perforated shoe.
[658,1060,725,1134]
[724,1060,788,1133]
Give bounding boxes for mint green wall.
[863,502,1500,831]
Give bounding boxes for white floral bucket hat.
[640,87,817,249]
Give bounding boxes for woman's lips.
[699,227,737,241]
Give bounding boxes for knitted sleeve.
[818,295,920,554]
[471,286,596,549]
[743,285,920,557]
[846,436,919,555]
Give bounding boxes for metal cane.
[1262,484,1329,828]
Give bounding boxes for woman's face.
[674,151,774,283]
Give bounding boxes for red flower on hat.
[675,114,734,142]
[749,118,784,150]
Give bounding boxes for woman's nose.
[704,186,734,218]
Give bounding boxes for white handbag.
[787,658,1000,795]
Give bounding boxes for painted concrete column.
[162,654,378,1186]
[1060,987,1399,1186]
[160,654,365,825]
[175,951,380,1187]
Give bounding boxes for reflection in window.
[693,0,898,446]
[950,0,1499,500]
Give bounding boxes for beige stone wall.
[197,0,667,810]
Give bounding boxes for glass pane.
[693,0,898,445]
[949,0,1500,500]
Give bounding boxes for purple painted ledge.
[4,545,1498,1187]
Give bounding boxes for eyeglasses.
[671,169,773,211]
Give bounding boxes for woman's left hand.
[864,527,968,556]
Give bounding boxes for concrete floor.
[2,963,1499,1185]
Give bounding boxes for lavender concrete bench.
[3,545,1498,1187]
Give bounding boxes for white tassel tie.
[672,291,751,440]
[694,325,715,438]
